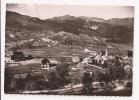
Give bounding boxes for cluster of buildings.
[72,48,133,73]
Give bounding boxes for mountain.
[46,15,134,26]
[5,11,134,44]
[47,15,105,22]
[104,18,134,26]
[79,16,104,22]
[6,11,49,31]
[47,15,77,22]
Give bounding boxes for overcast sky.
[6,4,134,20]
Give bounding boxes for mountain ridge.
[5,11,134,44]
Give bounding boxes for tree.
[16,78,26,90]
[24,73,45,90]
[48,71,59,89]
[47,61,70,90]
[27,55,33,60]
[4,70,17,92]
[56,63,70,86]
[109,65,126,81]
[102,72,112,84]
[82,72,92,95]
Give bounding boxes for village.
[4,44,133,95]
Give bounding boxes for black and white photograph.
[4,4,134,96]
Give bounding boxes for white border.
[3,0,136,6]
[1,0,139,100]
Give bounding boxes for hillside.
[5,11,134,44]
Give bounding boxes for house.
[11,52,26,61]
[100,51,106,56]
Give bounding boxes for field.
[5,42,133,74]
[5,42,133,95]
[15,42,133,59]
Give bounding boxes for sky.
[6,4,134,20]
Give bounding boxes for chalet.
[11,52,26,61]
